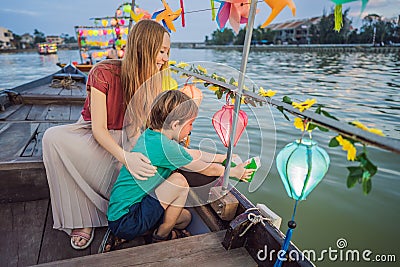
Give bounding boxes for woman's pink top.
[81,62,125,130]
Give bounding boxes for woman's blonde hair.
[148,90,198,130]
[122,20,169,136]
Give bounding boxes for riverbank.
[2,44,399,54]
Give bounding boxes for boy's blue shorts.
[108,193,165,240]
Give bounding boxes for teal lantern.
[274,138,330,267]
[276,139,330,200]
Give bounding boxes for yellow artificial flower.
[258,87,276,97]
[368,128,384,136]
[208,85,220,92]
[293,117,306,131]
[352,121,385,136]
[231,96,245,105]
[197,65,207,74]
[336,135,357,161]
[232,81,238,87]
[176,62,189,68]
[168,60,177,65]
[292,99,317,112]
[192,78,205,83]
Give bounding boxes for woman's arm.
[90,87,156,180]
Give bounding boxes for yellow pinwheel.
[261,0,296,28]
[152,0,182,32]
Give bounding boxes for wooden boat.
[56,62,93,73]
[0,64,313,266]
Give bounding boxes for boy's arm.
[182,159,254,181]
[185,148,226,163]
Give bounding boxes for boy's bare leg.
[155,172,191,238]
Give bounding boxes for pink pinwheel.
[215,0,251,34]
[261,0,296,28]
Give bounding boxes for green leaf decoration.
[347,166,363,188]
[215,89,223,99]
[277,106,290,121]
[317,125,329,132]
[321,110,339,121]
[282,96,292,104]
[315,105,322,114]
[307,123,318,131]
[362,178,372,195]
[328,136,340,147]
[229,77,236,85]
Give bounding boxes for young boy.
[107,90,254,243]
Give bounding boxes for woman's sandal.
[152,228,191,243]
[70,229,95,250]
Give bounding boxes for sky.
[0,0,398,42]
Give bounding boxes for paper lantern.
[120,19,125,25]
[276,139,330,201]
[102,19,108,27]
[115,27,121,35]
[123,4,131,13]
[78,29,83,36]
[111,18,117,26]
[212,98,248,147]
[117,10,122,16]
[118,50,124,58]
[274,138,330,267]
[180,84,203,106]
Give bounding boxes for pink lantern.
[115,27,121,35]
[212,95,248,147]
[120,19,125,25]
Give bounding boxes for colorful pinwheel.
[152,0,182,32]
[261,0,296,28]
[215,0,251,34]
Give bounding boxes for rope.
[49,76,81,89]
[239,207,270,237]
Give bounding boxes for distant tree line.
[207,11,400,46]
[11,29,77,49]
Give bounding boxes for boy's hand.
[230,162,255,182]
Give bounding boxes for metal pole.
[222,0,258,191]
[128,0,136,34]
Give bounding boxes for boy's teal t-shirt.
[107,129,193,221]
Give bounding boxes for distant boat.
[38,43,57,55]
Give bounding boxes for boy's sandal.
[152,228,191,243]
[70,229,95,250]
[103,232,127,252]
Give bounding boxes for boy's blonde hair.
[148,90,198,130]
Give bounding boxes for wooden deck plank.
[45,105,71,121]
[70,87,86,97]
[37,205,91,264]
[36,231,257,267]
[59,88,73,96]
[27,105,49,121]
[0,104,23,120]
[6,104,33,120]
[0,199,48,267]
[70,104,83,121]
[0,123,39,161]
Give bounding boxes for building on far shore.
[0,27,15,49]
[45,35,64,45]
[265,17,321,45]
[20,33,34,49]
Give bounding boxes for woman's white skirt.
[42,118,122,234]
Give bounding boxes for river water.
[1,49,399,266]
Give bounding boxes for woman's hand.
[230,162,255,182]
[124,152,157,180]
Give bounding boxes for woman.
[42,20,170,249]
